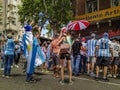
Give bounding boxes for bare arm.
[30,20,34,26]
[56,36,65,46]
[94,45,98,57]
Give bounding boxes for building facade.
[0,0,4,33]
[73,0,120,39]
[0,0,22,38]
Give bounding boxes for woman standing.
[58,28,73,85]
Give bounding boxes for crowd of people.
[0,23,120,85]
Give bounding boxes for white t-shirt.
[111,42,120,57]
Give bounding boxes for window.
[86,0,98,13]
[0,21,2,25]
[12,18,16,25]
[112,0,120,7]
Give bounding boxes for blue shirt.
[5,39,15,55]
[87,39,97,56]
[97,38,112,57]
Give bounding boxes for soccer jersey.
[112,42,120,57]
[97,38,112,57]
[87,39,97,56]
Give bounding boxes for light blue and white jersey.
[5,39,15,55]
[87,39,97,56]
[97,38,112,57]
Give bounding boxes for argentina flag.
[23,32,45,74]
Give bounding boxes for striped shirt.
[87,39,97,56]
[97,38,112,57]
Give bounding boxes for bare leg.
[96,66,99,77]
[103,66,108,78]
[61,60,64,81]
[67,60,72,81]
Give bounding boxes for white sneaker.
[107,74,112,78]
[0,68,4,70]
[113,75,117,78]
[99,70,103,72]
[11,65,13,68]
[15,65,19,68]
[2,75,6,78]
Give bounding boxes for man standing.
[23,24,45,83]
[95,32,113,81]
[87,33,97,76]
[72,38,82,76]
[50,34,61,78]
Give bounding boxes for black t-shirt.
[72,40,82,56]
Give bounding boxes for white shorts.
[88,56,96,63]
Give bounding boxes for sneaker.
[11,65,13,68]
[0,68,4,70]
[59,80,65,85]
[90,72,95,77]
[2,75,6,78]
[69,80,73,85]
[113,75,117,78]
[99,70,103,72]
[6,76,11,79]
[95,77,99,81]
[103,78,109,82]
[15,65,19,68]
[107,74,112,78]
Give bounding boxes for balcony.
[7,12,16,19]
[8,0,17,7]
[6,23,18,31]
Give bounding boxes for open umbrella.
[67,20,89,30]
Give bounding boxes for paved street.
[0,65,120,90]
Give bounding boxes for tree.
[18,0,73,35]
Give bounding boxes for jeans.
[72,55,80,74]
[4,55,14,76]
[79,55,87,73]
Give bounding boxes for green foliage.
[18,0,73,34]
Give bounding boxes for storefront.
[75,6,120,38]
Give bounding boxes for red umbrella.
[67,20,89,30]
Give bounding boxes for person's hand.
[111,57,114,61]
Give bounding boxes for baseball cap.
[91,33,96,37]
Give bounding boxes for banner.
[75,6,120,22]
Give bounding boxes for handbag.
[60,43,70,54]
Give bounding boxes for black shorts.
[96,57,110,66]
[52,53,60,66]
[60,53,71,60]
[111,57,119,65]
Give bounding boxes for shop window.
[86,0,98,13]
[112,0,120,7]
